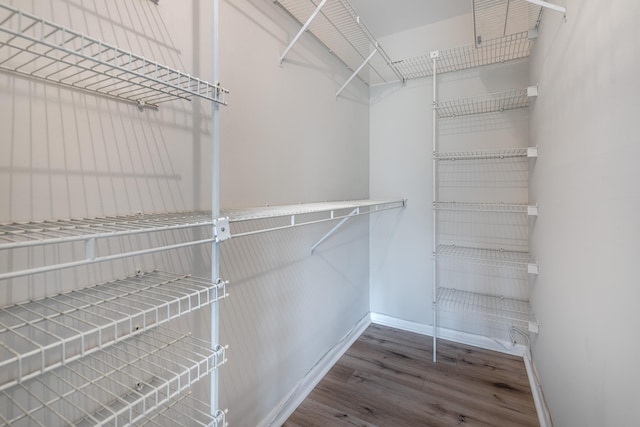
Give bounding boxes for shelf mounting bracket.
[525,0,566,18]
[280,0,328,64]
[336,48,378,98]
[311,207,359,253]
[214,217,231,242]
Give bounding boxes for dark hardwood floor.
[284,324,538,427]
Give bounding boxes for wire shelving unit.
[0,4,228,107]
[0,327,226,426]
[0,2,230,423]
[0,271,227,391]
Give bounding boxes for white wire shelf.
[434,147,537,161]
[0,327,226,426]
[437,287,533,330]
[473,0,542,45]
[274,0,403,86]
[0,270,226,392]
[0,199,405,279]
[139,393,226,427]
[393,31,533,80]
[435,244,537,273]
[0,4,228,107]
[0,212,214,250]
[437,88,532,118]
[433,201,537,215]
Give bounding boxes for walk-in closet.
[1,1,638,426]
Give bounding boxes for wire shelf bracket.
[336,47,377,98]
[311,207,358,253]
[0,4,229,107]
[280,0,328,64]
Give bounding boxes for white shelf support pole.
[335,48,378,98]
[211,0,221,416]
[279,0,328,64]
[525,0,566,16]
[311,208,359,253]
[431,50,439,363]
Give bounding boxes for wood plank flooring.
[284,324,538,427]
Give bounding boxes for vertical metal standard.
[211,0,221,416]
[431,51,439,363]
[335,48,378,98]
[279,0,328,64]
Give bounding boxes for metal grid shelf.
[393,31,533,80]
[437,287,533,330]
[435,244,537,273]
[0,4,228,107]
[437,88,531,118]
[473,0,542,44]
[225,198,404,223]
[0,327,226,426]
[274,0,403,86]
[433,201,534,214]
[434,147,536,161]
[0,270,227,392]
[140,393,226,427]
[0,212,214,250]
[0,199,405,279]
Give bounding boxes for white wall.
[369,8,531,334]
[217,2,371,425]
[529,2,640,426]
[0,1,371,426]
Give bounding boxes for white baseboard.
[371,312,527,356]
[370,312,552,426]
[523,351,553,427]
[258,314,372,427]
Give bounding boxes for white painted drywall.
[529,2,640,426]
[216,2,371,425]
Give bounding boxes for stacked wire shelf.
[431,53,539,356]
[394,31,534,81]
[0,328,226,426]
[0,3,232,424]
[437,287,534,340]
[0,4,228,107]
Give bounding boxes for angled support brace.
[335,48,378,98]
[311,207,359,253]
[525,0,566,16]
[280,0,328,64]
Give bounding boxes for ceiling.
[348,0,472,38]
